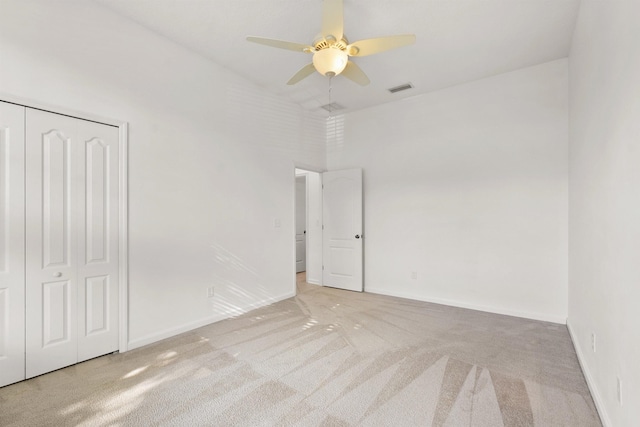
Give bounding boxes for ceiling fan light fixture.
[313,47,348,77]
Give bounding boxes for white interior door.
[0,101,26,387]
[25,109,119,378]
[322,168,363,292]
[295,176,307,273]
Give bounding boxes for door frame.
[1,92,130,352]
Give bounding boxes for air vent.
[321,102,345,112]
[388,83,414,94]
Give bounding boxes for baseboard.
[567,321,611,427]
[364,287,567,324]
[306,278,321,285]
[127,291,295,351]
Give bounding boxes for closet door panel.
[42,128,73,267]
[0,101,26,387]
[25,109,79,378]
[77,120,119,362]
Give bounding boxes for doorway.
[293,167,363,293]
[295,175,307,273]
[294,168,323,291]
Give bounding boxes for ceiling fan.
[247,0,416,86]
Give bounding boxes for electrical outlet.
[591,333,596,353]
[617,377,623,405]
[411,271,417,280]
[274,218,281,228]
[207,287,215,298]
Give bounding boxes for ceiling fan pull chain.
[328,76,333,117]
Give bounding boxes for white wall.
[0,0,325,348]
[568,2,640,425]
[328,59,569,323]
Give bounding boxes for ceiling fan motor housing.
[313,36,349,51]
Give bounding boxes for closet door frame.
[1,93,130,353]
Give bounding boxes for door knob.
[355,235,360,239]
[53,272,62,278]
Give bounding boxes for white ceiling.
[95,0,580,116]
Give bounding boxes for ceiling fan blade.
[247,36,313,53]
[341,61,370,86]
[348,34,416,57]
[287,63,317,85]
[321,0,343,42]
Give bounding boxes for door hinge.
[322,265,324,270]
[322,224,324,230]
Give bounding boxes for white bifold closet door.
[24,108,119,379]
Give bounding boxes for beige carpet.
[0,273,601,426]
